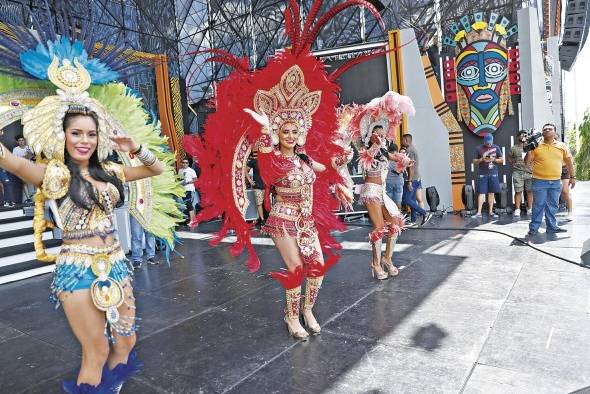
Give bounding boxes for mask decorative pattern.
[444,12,518,136]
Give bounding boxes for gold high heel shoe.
[372,261,388,280]
[285,287,309,340]
[370,236,388,280]
[382,231,399,277]
[381,256,399,277]
[302,277,323,335]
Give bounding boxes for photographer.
[508,130,533,216]
[472,133,503,218]
[525,123,575,235]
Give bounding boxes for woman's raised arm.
[0,143,46,187]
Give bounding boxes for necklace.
[80,168,90,178]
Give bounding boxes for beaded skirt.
[359,182,384,205]
[50,242,137,341]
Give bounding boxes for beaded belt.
[59,242,127,325]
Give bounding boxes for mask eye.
[485,62,505,79]
[458,65,479,81]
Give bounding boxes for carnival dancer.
[350,92,415,280]
[184,0,382,340]
[0,12,183,393]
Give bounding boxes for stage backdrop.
[442,11,522,203]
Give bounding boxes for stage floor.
[1,183,589,393]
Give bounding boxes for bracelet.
[136,146,157,166]
[131,144,142,155]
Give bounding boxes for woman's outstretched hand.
[110,131,139,153]
[243,108,270,134]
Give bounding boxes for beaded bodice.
[274,156,315,210]
[58,182,121,240]
[42,161,125,240]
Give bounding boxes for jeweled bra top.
[274,156,315,204]
[43,161,125,240]
[365,156,388,178]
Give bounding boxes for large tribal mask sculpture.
[444,12,517,136]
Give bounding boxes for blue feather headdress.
[0,1,150,84]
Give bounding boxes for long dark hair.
[61,107,124,210]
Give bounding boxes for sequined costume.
[44,160,137,337]
[261,151,316,241]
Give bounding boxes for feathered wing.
[183,55,264,272]
[89,83,185,251]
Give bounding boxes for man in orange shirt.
[525,123,575,235]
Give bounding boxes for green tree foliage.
[565,123,577,157]
[575,109,590,180]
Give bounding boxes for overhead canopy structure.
[177,0,523,131]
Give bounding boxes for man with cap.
[472,133,503,218]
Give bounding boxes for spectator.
[401,134,425,209]
[385,142,404,209]
[179,158,198,225]
[508,130,533,216]
[400,147,432,226]
[526,123,575,235]
[247,147,266,226]
[0,169,11,207]
[11,134,34,203]
[560,165,573,221]
[190,158,202,213]
[129,215,158,269]
[472,133,503,218]
[401,134,431,225]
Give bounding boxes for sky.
[563,40,590,128]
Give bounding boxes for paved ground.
[1,183,589,394]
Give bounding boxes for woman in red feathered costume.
[348,92,415,280]
[183,0,382,340]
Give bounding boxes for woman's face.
[64,115,98,164]
[278,122,299,150]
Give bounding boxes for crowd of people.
[470,123,575,235]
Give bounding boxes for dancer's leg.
[60,290,109,386]
[366,201,387,279]
[272,235,308,339]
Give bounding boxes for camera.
[521,128,543,152]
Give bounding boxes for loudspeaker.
[425,186,440,212]
[494,182,508,209]
[462,184,475,210]
[582,239,590,266]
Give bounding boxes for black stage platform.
[1,183,589,393]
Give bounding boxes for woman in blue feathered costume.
[0,5,183,393]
